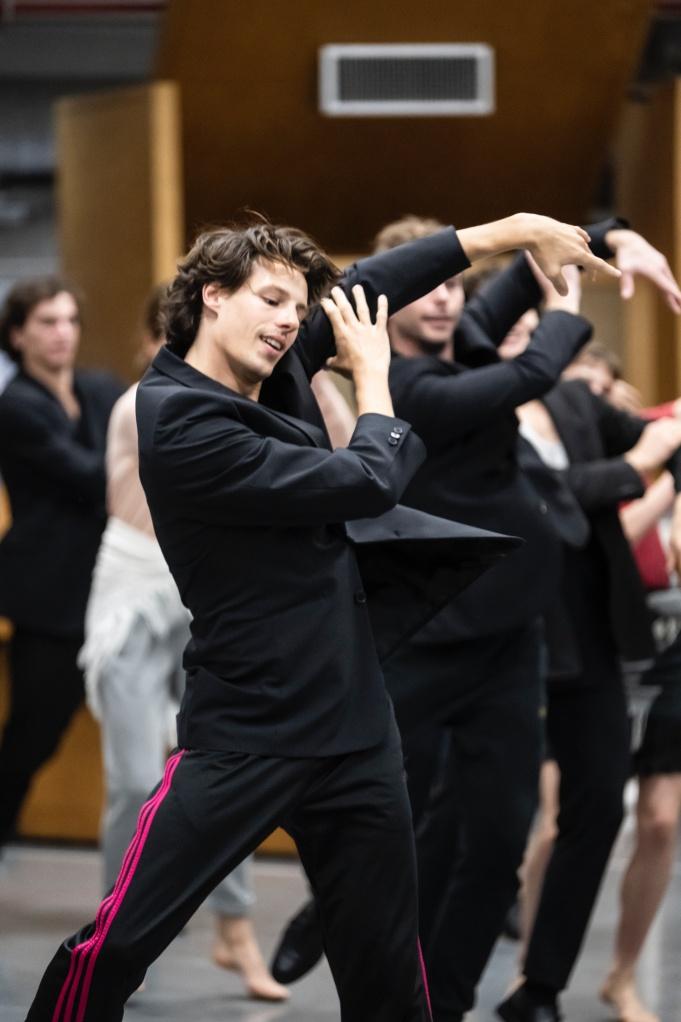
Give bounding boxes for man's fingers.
[667,293,681,315]
[375,294,388,330]
[574,226,591,245]
[619,270,635,301]
[352,284,371,325]
[584,252,621,281]
[330,286,358,326]
[547,269,568,297]
[321,296,344,327]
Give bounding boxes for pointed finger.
[619,271,635,301]
[667,292,681,315]
[584,252,621,281]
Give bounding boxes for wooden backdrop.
[156,0,653,251]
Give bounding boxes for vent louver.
[319,44,495,117]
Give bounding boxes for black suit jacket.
[542,379,658,673]
[390,309,592,642]
[0,369,124,636]
[137,226,524,756]
[138,349,431,757]
[385,218,623,643]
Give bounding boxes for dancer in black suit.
[0,277,124,847]
[24,213,612,1022]
[498,306,681,1022]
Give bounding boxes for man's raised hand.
[605,229,681,313]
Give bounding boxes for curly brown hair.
[164,219,340,357]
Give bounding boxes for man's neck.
[185,334,261,401]
[23,359,80,419]
[389,331,453,362]
[24,360,74,400]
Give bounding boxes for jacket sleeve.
[562,391,647,512]
[145,397,426,527]
[294,227,470,377]
[0,395,106,503]
[560,388,681,504]
[458,217,627,351]
[393,311,591,450]
[563,459,645,512]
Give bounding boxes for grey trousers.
[97,614,255,916]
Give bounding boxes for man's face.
[498,309,539,361]
[388,277,464,352]
[206,260,308,388]
[562,355,615,397]
[11,291,81,372]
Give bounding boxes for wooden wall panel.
[615,81,681,403]
[157,0,652,251]
[56,81,183,380]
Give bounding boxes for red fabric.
[632,524,670,590]
[642,401,676,421]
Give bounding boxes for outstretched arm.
[294,214,618,377]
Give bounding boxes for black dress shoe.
[496,986,562,1022]
[270,899,324,984]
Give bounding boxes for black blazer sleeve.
[293,227,470,378]
[458,217,626,353]
[561,391,647,511]
[146,397,426,527]
[393,310,591,450]
[0,393,106,503]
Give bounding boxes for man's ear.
[202,282,222,313]
[8,325,23,354]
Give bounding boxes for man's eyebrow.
[264,284,308,314]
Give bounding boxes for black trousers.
[523,671,631,992]
[0,629,84,844]
[384,622,544,1022]
[25,715,432,1022]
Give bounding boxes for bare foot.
[213,915,289,1002]
[600,972,659,1022]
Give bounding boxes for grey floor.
[2,798,681,1022]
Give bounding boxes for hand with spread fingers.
[604,228,681,313]
[322,285,390,377]
[457,213,620,297]
[527,256,582,315]
[520,214,621,297]
[321,285,393,417]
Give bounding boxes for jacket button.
[393,425,404,435]
[354,590,367,605]
[538,501,548,514]
[388,436,399,446]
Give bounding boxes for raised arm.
[143,287,426,528]
[293,214,618,377]
[392,310,591,451]
[461,218,625,350]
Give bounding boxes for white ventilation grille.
[319,43,495,117]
